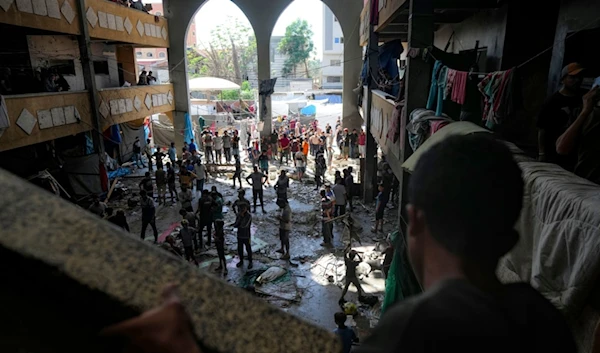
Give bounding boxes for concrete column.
[163,0,195,156]
[399,0,434,232]
[256,33,272,138]
[76,0,103,154]
[363,27,379,202]
[325,0,364,131]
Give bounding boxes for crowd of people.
[110,0,150,12]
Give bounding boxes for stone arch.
[163,0,363,146]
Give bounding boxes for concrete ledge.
[0,168,340,353]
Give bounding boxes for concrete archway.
[163,0,362,146]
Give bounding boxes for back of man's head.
[408,134,523,262]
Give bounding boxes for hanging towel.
[426,61,444,115]
[452,71,468,105]
[444,69,457,100]
[0,95,9,139]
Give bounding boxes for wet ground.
[106,150,398,337]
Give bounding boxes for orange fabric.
[302,141,309,155]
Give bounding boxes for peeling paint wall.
[27,35,121,91]
[27,35,85,91]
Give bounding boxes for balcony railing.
[85,0,169,47]
[0,0,81,35]
[0,0,169,48]
[97,84,174,130]
[0,91,92,152]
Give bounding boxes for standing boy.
[234,203,253,269]
[232,155,243,189]
[178,220,198,265]
[340,248,365,303]
[372,184,386,233]
[276,199,292,259]
[246,166,267,213]
[155,166,167,205]
[166,162,178,202]
[333,312,359,353]
[140,190,158,243]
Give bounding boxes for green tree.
[192,16,257,84]
[278,19,315,78]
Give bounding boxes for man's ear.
[406,204,425,237]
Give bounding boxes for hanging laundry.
[387,102,403,143]
[426,61,445,116]
[407,108,453,152]
[378,39,404,97]
[444,69,457,100]
[0,94,9,139]
[451,71,468,105]
[478,68,521,129]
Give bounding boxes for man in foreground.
[102,135,576,353]
[356,134,576,352]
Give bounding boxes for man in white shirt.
[295,151,306,181]
[332,178,347,217]
[194,160,207,195]
[213,132,223,164]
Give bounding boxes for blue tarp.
[184,113,195,144]
[108,167,131,180]
[300,105,317,116]
[315,95,342,104]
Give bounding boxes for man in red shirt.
[358,129,367,158]
[279,133,290,165]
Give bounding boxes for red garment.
[358,133,366,146]
[430,120,450,134]
[279,137,290,149]
[451,71,468,105]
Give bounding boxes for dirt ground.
[106,150,399,338]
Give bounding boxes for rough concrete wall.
[548,0,600,94]
[27,35,122,92]
[27,35,85,91]
[91,42,120,89]
[434,6,508,72]
[0,167,340,353]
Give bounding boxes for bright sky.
[193,0,325,59]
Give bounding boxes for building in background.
[134,0,196,83]
[321,4,343,89]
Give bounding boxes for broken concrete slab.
[0,168,341,353]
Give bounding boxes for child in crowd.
[333,312,358,353]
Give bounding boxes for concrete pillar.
[363,28,379,202]
[163,0,196,157]
[76,0,103,154]
[116,46,138,86]
[399,0,434,232]
[255,31,272,138]
[324,0,363,131]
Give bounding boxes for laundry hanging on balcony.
[259,78,277,121]
[478,68,522,130]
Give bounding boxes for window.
[48,60,76,76]
[340,37,344,44]
[327,76,341,83]
[136,52,142,57]
[146,52,153,57]
[93,61,110,75]
[330,59,341,67]
[334,38,340,44]
[159,52,166,58]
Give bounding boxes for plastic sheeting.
[314,95,342,104]
[300,105,317,116]
[152,119,174,149]
[119,123,146,163]
[184,113,195,144]
[381,231,422,315]
[63,154,104,196]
